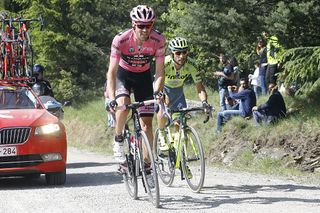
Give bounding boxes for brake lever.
[203,105,214,124]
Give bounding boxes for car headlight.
[35,123,61,135]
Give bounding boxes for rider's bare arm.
[107,59,119,101]
[154,62,165,94]
[195,82,207,102]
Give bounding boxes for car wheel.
[45,169,66,185]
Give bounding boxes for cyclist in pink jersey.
[107,5,166,163]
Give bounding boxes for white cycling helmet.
[130,5,155,23]
[169,37,189,52]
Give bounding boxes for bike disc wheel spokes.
[139,131,160,208]
[122,155,138,199]
[180,127,205,193]
[154,128,175,186]
[122,129,138,199]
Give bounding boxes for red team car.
[0,80,67,185]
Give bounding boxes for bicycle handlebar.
[1,17,42,23]
[116,99,158,111]
[168,104,214,124]
[1,16,44,31]
[115,99,214,124]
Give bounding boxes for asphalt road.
[0,147,319,213]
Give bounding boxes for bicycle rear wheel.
[138,131,160,208]
[122,127,137,199]
[154,128,175,186]
[180,126,205,193]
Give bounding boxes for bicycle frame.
[125,105,143,177]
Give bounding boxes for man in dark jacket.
[214,53,234,111]
[216,78,256,133]
[31,64,54,97]
[252,83,286,126]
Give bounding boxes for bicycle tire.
[22,32,33,77]
[154,128,175,186]
[138,131,160,208]
[12,40,21,77]
[180,126,205,193]
[122,126,138,199]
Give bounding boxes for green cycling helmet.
[169,37,188,52]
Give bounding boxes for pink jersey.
[110,28,166,73]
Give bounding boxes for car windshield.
[0,86,40,110]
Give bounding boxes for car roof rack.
[0,76,32,87]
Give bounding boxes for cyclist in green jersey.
[157,37,209,150]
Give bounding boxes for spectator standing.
[214,53,234,111]
[248,62,260,98]
[229,57,240,87]
[262,31,284,85]
[256,39,268,95]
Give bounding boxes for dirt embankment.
[209,125,320,173]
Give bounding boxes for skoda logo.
[129,47,134,53]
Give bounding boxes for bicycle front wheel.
[180,126,205,193]
[154,128,175,186]
[138,131,160,208]
[122,127,138,199]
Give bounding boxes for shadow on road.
[65,171,122,187]
[159,184,320,210]
[0,161,123,190]
[204,184,320,193]
[67,161,116,169]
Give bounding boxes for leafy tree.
[162,0,320,93]
[2,0,319,104]
[279,47,320,102]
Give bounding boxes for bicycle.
[154,104,213,192]
[17,15,44,77]
[0,14,43,79]
[117,99,160,208]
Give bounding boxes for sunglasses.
[136,24,153,30]
[174,50,188,56]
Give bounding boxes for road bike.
[117,99,160,208]
[0,14,43,79]
[154,104,213,192]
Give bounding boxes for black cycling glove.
[153,91,164,100]
[106,100,117,111]
[202,100,211,111]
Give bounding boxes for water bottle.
[130,135,135,155]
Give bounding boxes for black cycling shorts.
[115,66,154,117]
